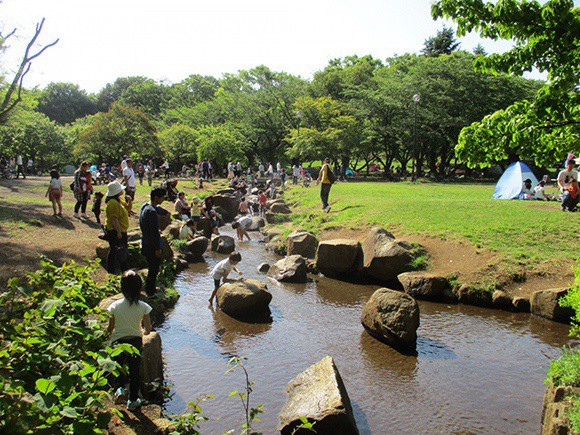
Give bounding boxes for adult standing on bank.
[139,187,167,296]
[123,158,137,200]
[104,181,130,273]
[15,154,25,179]
[73,161,91,218]
[317,157,335,212]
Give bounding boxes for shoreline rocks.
[362,228,414,282]
[286,231,318,259]
[398,272,454,302]
[361,288,420,352]
[279,356,359,434]
[211,234,236,255]
[531,288,573,324]
[316,239,362,278]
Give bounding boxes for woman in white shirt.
[107,271,152,411]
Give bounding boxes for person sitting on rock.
[174,191,191,220]
[107,270,152,411]
[238,197,250,215]
[179,219,197,241]
[209,251,242,305]
[232,215,252,242]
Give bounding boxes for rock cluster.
[216,279,272,320]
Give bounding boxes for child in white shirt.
[209,252,242,305]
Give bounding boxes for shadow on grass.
[0,202,78,235]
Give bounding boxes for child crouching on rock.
[209,252,242,305]
[107,270,152,411]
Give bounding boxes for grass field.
[285,181,577,279]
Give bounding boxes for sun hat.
[106,180,125,197]
[192,196,200,203]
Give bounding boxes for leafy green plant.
[0,259,125,433]
[225,357,264,435]
[170,395,212,435]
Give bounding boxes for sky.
[0,0,539,94]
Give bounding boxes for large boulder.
[140,332,163,399]
[268,255,308,283]
[186,236,209,261]
[279,356,359,435]
[531,288,574,323]
[216,188,236,195]
[246,216,266,231]
[361,288,420,351]
[157,208,172,232]
[95,243,109,263]
[212,194,240,222]
[266,198,286,208]
[211,234,236,255]
[198,217,213,239]
[316,239,362,278]
[160,235,173,260]
[398,272,454,302]
[164,220,182,240]
[362,228,415,282]
[270,203,292,215]
[264,211,290,224]
[286,231,318,259]
[216,279,272,320]
[455,285,493,308]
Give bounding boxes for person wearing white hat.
[104,181,130,273]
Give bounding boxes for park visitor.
[317,157,335,212]
[558,160,579,211]
[15,153,25,179]
[123,159,137,200]
[238,197,249,215]
[280,168,287,191]
[105,181,130,274]
[107,270,152,411]
[174,191,191,219]
[189,196,201,232]
[232,216,252,242]
[92,192,104,224]
[562,179,579,212]
[258,191,267,216]
[73,161,92,218]
[179,219,197,240]
[139,187,167,296]
[209,251,243,305]
[27,158,34,175]
[46,169,63,217]
[202,196,219,234]
[533,181,553,201]
[520,179,533,200]
[120,155,128,170]
[292,165,300,184]
[136,161,145,185]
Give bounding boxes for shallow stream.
[159,230,573,434]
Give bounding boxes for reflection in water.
[159,229,573,434]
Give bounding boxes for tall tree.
[421,26,460,57]
[432,0,579,167]
[95,76,148,112]
[0,18,58,124]
[37,82,97,125]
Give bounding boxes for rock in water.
[398,272,454,302]
[361,288,420,351]
[164,220,182,240]
[186,236,209,261]
[257,262,270,273]
[216,279,272,320]
[286,231,318,259]
[212,194,240,222]
[140,332,163,399]
[278,356,359,435]
[531,288,574,323]
[211,234,235,254]
[246,216,266,231]
[315,239,362,278]
[362,228,415,281]
[268,255,308,283]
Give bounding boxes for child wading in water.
[209,252,242,305]
[107,270,152,411]
[232,216,252,242]
[46,169,63,217]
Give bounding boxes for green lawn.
[285,181,576,270]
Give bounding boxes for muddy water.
[159,231,573,434]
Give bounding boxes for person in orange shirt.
[562,179,579,212]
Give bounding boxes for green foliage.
[559,265,580,337]
[169,395,212,435]
[37,82,98,125]
[159,124,199,166]
[0,259,121,433]
[74,103,161,163]
[226,357,264,435]
[432,0,579,168]
[421,26,461,57]
[196,123,246,166]
[547,348,580,387]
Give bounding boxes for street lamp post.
[412,93,420,181]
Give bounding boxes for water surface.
[159,230,573,434]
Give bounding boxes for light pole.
[412,93,420,181]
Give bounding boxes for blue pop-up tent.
[492,162,538,199]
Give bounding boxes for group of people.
[0,154,34,178]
